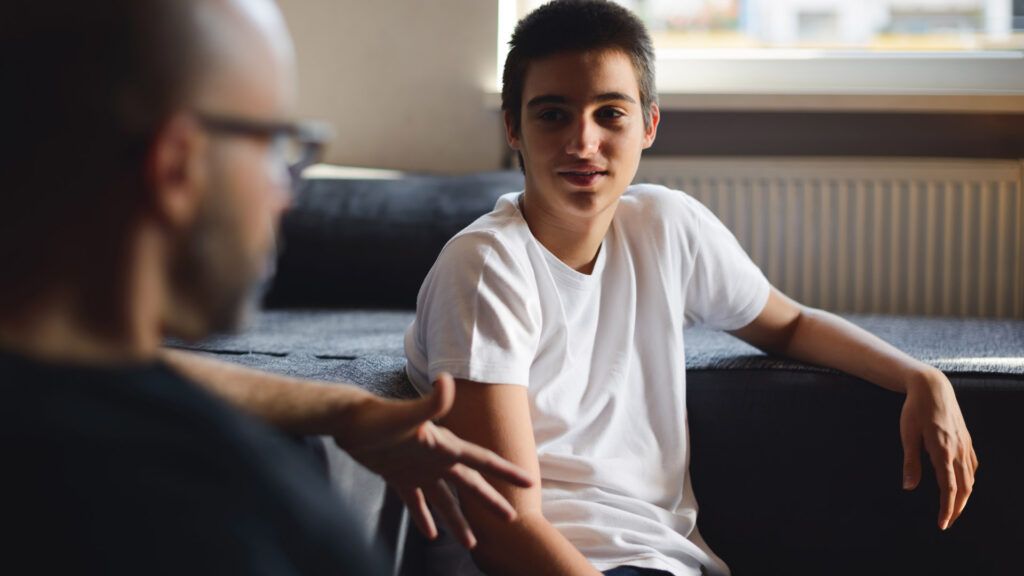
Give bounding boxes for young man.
[404,1,978,574]
[0,0,529,572]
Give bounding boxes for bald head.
[0,0,297,329]
[192,0,297,117]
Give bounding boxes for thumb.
[900,418,922,491]
[427,372,456,421]
[378,372,455,433]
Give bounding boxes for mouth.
[557,169,609,188]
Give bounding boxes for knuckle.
[446,459,466,477]
[934,430,956,450]
[414,423,433,443]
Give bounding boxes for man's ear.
[145,112,207,230]
[503,109,521,151]
[642,102,660,150]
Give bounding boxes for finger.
[950,456,974,526]
[445,463,517,521]
[374,376,455,435]
[429,372,456,421]
[437,428,533,488]
[425,479,477,549]
[899,422,923,491]
[930,449,957,531]
[400,488,437,540]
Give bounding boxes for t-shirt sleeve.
[411,233,540,388]
[681,195,771,331]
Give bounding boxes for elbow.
[466,510,548,574]
[771,305,811,357]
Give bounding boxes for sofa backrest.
[263,171,525,310]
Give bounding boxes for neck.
[0,226,167,366]
[520,190,616,275]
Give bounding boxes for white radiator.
[636,157,1024,318]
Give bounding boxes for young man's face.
[507,48,658,223]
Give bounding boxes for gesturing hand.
[334,372,533,549]
[899,370,978,530]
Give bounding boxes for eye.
[537,108,567,122]
[595,107,625,120]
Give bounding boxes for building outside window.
[510,0,1024,52]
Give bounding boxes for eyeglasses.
[195,112,333,181]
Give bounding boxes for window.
[622,0,1021,52]
[496,0,1024,108]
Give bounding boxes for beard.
[164,171,277,341]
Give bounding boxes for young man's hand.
[730,289,980,532]
[334,372,534,549]
[899,369,978,530]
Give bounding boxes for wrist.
[904,365,947,395]
[328,386,376,450]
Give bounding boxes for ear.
[503,109,521,151]
[641,102,660,150]
[144,112,207,230]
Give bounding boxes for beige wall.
[277,0,507,173]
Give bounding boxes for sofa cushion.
[263,171,525,310]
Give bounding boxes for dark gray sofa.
[179,171,1024,576]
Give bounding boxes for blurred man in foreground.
[0,1,529,573]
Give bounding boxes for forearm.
[773,308,940,393]
[734,291,976,530]
[470,510,601,576]
[161,348,372,434]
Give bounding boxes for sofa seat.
[176,310,1024,576]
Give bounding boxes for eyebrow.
[526,92,637,107]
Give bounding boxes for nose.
[272,160,294,212]
[565,115,600,157]
[275,186,292,215]
[276,180,293,215]
[265,172,292,222]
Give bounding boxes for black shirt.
[0,348,388,575]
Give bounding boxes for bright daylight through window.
[498,1,1024,101]
[511,0,1024,52]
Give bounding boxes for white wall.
[277,0,507,173]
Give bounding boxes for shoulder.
[431,195,534,285]
[614,183,712,253]
[0,359,325,498]
[0,360,366,572]
[618,183,707,226]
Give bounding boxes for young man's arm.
[728,287,978,531]
[160,348,532,549]
[440,379,602,576]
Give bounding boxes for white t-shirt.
[405,184,770,576]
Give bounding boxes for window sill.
[653,90,1024,113]
[483,90,1024,114]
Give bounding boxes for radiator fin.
[636,158,1024,318]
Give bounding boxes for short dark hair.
[501,0,657,137]
[0,0,203,330]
